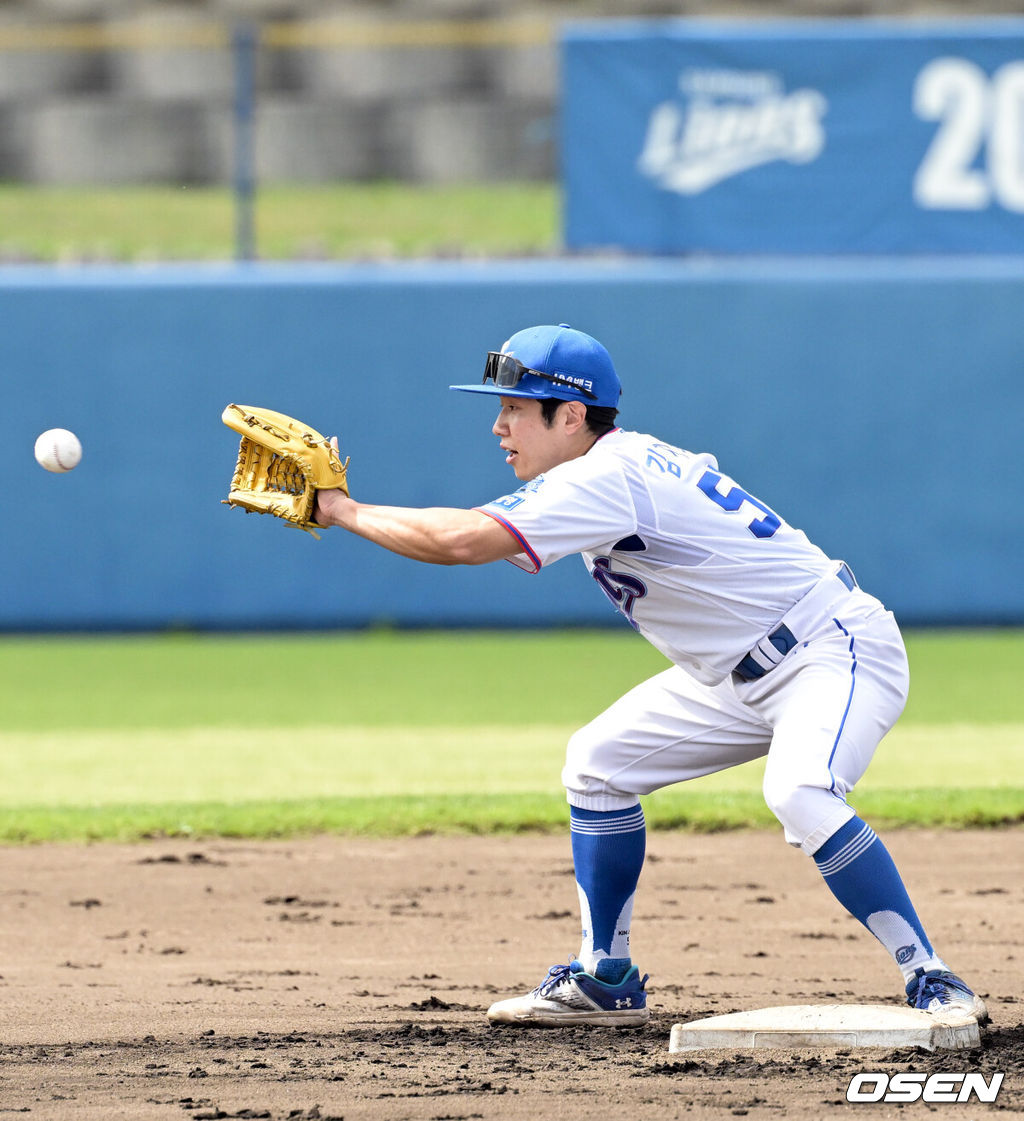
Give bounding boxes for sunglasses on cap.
[483,351,598,402]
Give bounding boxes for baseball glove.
[221,403,350,539]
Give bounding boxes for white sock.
[867,910,947,982]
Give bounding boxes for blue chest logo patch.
[489,475,546,512]
[491,492,525,511]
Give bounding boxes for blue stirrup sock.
[570,804,646,984]
[813,816,946,982]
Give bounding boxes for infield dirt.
[1,829,1021,1120]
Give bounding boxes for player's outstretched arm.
[313,490,519,566]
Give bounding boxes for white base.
[669,1004,981,1053]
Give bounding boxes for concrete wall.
[0,5,560,185]
[5,257,1022,631]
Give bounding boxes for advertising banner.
[562,19,1024,253]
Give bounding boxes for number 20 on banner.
[914,58,1024,211]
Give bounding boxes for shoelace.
[915,973,971,1007]
[533,962,575,996]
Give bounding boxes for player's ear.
[561,399,588,434]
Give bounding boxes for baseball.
[34,428,82,473]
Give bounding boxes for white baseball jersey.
[478,428,837,686]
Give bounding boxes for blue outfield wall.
[3,257,1022,631]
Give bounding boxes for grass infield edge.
[1,788,1022,844]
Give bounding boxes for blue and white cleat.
[905,968,989,1022]
[487,958,650,1026]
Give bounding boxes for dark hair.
[539,397,619,437]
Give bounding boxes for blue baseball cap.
[450,324,621,409]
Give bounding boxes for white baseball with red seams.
[34,428,82,473]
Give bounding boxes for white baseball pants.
[562,589,909,855]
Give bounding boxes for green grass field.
[1,629,1021,842]
[0,183,559,262]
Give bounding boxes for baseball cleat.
[905,968,989,1022]
[486,958,650,1027]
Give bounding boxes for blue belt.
[733,563,857,683]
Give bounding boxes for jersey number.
[592,557,646,629]
[697,469,782,539]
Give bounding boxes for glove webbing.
[266,451,307,497]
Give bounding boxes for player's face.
[492,397,570,481]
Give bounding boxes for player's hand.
[313,438,349,528]
[313,486,350,528]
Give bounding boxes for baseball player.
[313,323,986,1027]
